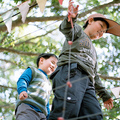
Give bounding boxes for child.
[15,53,58,120]
[49,0,120,120]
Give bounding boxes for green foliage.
[1,33,15,47]
[50,0,64,15]
[86,0,100,7]
[14,0,26,4]
[0,0,3,3]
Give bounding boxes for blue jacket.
[16,67,51,119]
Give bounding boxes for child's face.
[38,56,58,75]
[85,18,107,40]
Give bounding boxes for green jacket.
[57,16,111,102]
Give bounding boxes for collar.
[38,69,48,79]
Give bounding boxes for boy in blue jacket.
[15,53,58,120]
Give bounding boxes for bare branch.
[0,46,39,56]
[99,75,120,81]
[0,59,17,65]
[0,85,17,90]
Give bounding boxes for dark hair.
[36,53,58,68]
[83,17,109,32]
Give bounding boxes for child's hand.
[68,0,79,22]
[104,98,114,110]
[19,91,28,100]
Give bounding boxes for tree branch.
[0,0,120,32]
[78,0,120,18]
[0,59,17,65]
[0,85,17,90]
[99,75,120,81]
[8,27,58,48]
[0,46,39,56]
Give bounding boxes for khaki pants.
[15,103,46,120]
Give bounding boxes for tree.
[0,0,120,119]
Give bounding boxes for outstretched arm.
[59,0,80,41]
[68,0,79,27]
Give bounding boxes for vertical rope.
[61,16,74,118]
[62,44,71,118]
